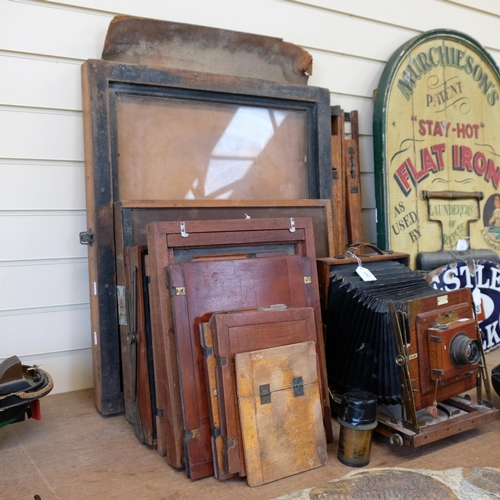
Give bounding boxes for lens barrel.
[449,332,481,368]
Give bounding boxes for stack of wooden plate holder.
[81,16,337,486]
[116,214,333,484]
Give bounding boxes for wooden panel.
[344,112,362,245]
[0,110,83,161]
[236,341,327,486]
[115,95,309,202]
[0,163,85,210]
[0,263,89,311]
[210,306,320,476]
[331,109,346,255]
[0,308,90,357]
[0,55,81,111]
[0,214,87,260]
[116,199,334,258]
[125,247,155,446]
[169,256,313,479]
[199,322,234,481]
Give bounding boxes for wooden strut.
[330,107,363,255]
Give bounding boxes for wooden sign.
[374,29,500,268]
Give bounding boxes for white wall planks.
[0,262,89,312]
[0,109,84,161]
[3,0,500,393]
[0,214,87,261]
[0,163,85,210]
[0,307,91,359]
[0,54,82,111]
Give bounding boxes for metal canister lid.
[337,390,378,430]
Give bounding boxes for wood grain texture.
[210,306,319,476]
[126,247,155,446]
[170,256,315,479]
[199,322,234,481]
[331,109,346,255]
[236,341,327,487]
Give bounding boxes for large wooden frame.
[82,59,332,415]
[114,200,333,424]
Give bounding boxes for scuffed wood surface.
[102,15,312,84]
[236,342,327,487]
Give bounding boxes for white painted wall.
[2,0,500,393]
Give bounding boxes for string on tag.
[345,250,362,267]
[427,376,440,418]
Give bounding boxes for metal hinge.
[79,229,94,246]
[293,376,304,397]
[259,384,271,405]
[117,286,127,326]
[202,346,213,357]
[216,356,228,367]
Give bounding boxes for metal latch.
[79,229,94,246]
[259,384,271,405]
[293,376,304,397]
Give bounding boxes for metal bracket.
[303,276,312,284]
[289,218,296,233]
[348,146,356,179]
[202,346,213,357]
[216,356,228,367]
[79,229,94,246]
[171,286,186,296]
[180,221,189,238]
[185,429,200,440]
[259,384,271,404]
[116,286,127,326]
[293,376,304,397]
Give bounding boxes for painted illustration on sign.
[374,30,500,268]
[428,260,500,352]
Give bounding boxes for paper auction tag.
[356,266,377,281]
